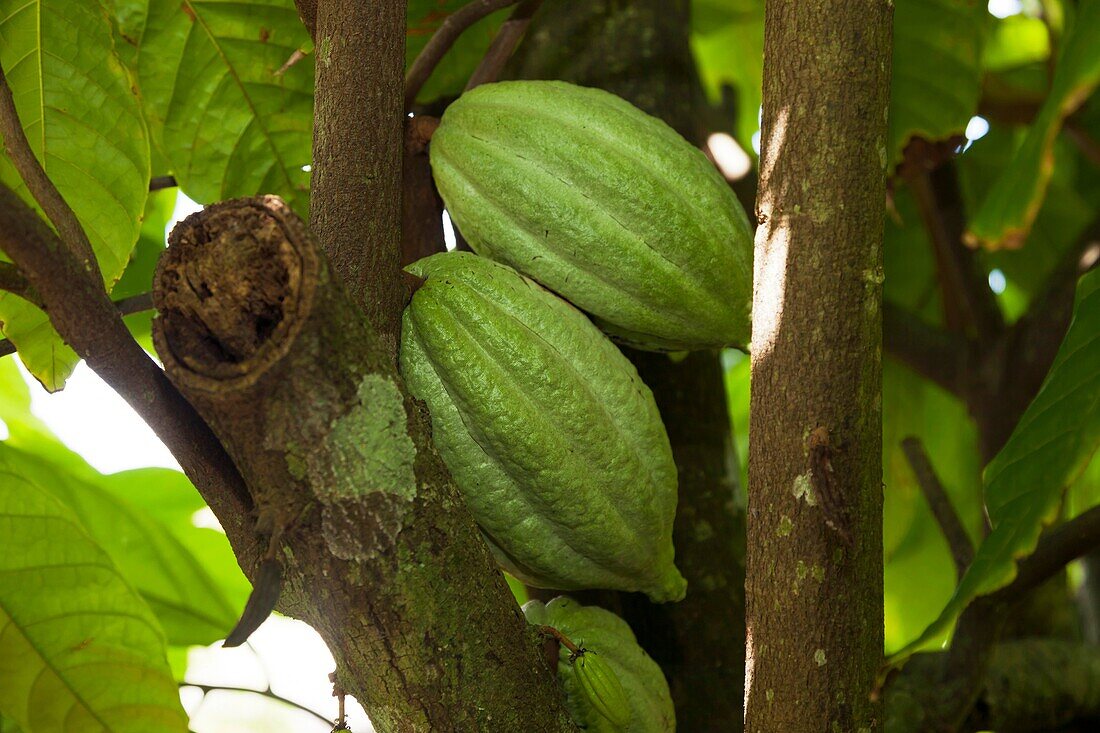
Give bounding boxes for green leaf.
[893,268,1100,660]
[0,449,188,732]
[966,0,1100,249]
[691,0,763,156]
[0,0,151,389]
[888,0,986,165]
[137,0,312,213]
[4,446,241,647]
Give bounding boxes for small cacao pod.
[574,651,632,730]
[429,80,753,352]
[525,597,675,733]
[400,252,686,602]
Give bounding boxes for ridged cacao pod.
[525,597,675,733]
[429,80,753,352]
[400,252,686,602]
[574,651,632,730]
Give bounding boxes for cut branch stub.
[151,196,576,732]
[154,195,401,561]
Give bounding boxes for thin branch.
[883,301,966,396]
[465,0,543,90]
[180,683,332,727]
[149,175,178,191]
[904,163,1004,341]
[901,436,974,579]
[0,64,99,276]
[0,291,155,359]
[404,0,520,110]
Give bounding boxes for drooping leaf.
[888,0,986,165]
[0,0,151,389]
[0,449,188,732]
[893,268,1100,659]
[959,127,1099,306]
[3,445,240,647]
[137,0,313,213]
[691,0,763,156]
[966,0,1100,249]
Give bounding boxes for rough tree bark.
[153,198,575,732]
[511,3,748,731]
[745,2,891,732]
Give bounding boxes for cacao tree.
[0,1,1099,732]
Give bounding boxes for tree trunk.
[153,198,575,732]
[745,2,891,731]
[511,3,748,730]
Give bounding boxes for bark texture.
[153,198,575,733]
[310,0,407,350]
[512,3,748,730]
[745,2,891,731]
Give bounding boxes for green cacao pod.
[574,651,633,730]
[524,597,675,733]
[429,80,753,352]
[400,252,686,602]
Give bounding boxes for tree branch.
[465,0,543,90]
[180,683,332,728]
[0,65,98,276]
[901,437,973,579]
[404,0,520,111]
[904,163,1003,341]
[0,261,41,307]
[883,302,966,396]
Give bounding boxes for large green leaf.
[0,450,188,732]
[893,268,1100,659]
[0,0,151,390]
[3,446,240,647]
[888,0,986,165]
[0,359,248,645]
[137,0,312,213]
[966,0,1100,249]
